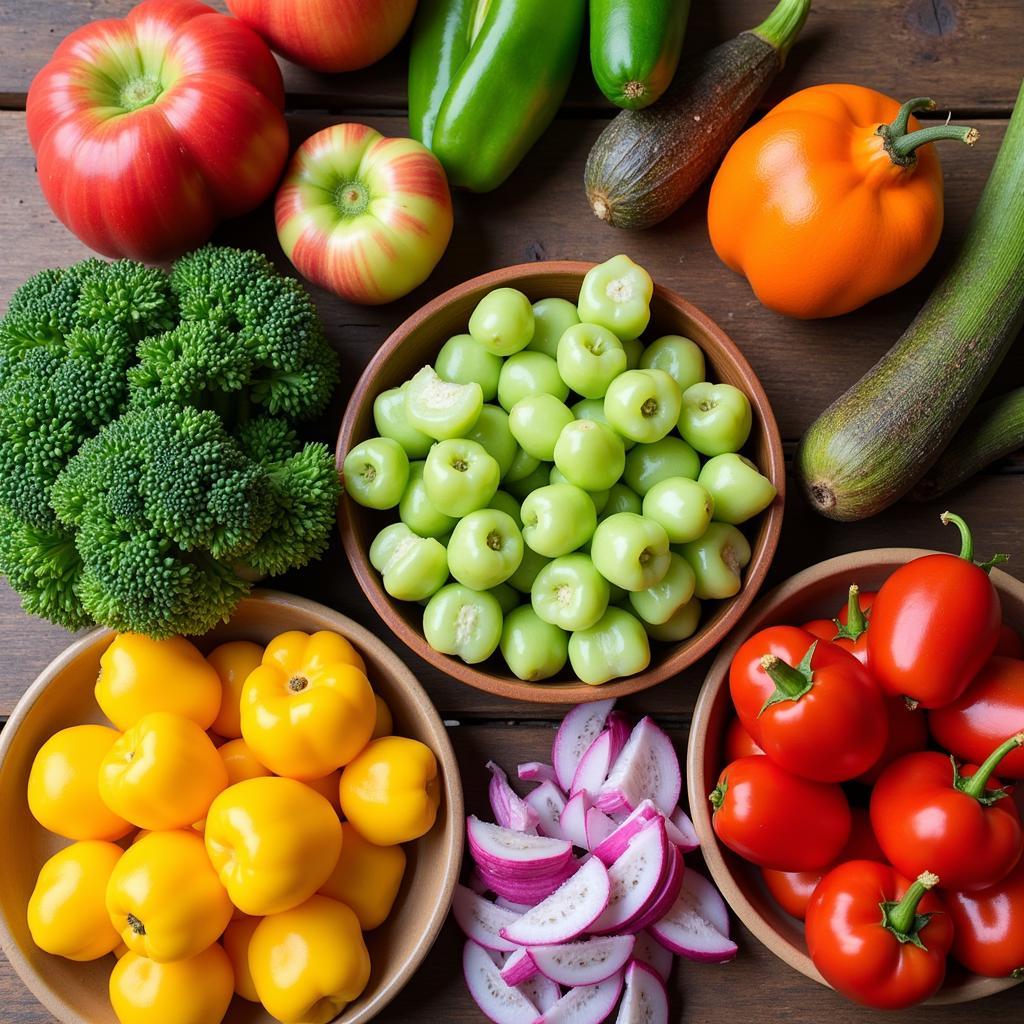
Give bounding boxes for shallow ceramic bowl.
[0,589,464,1024]
[687,548,1024,1004]
[336,261,784,704]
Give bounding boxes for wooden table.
[1,1,1022,1021]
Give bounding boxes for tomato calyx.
[833,584,868,642]
[758,643,817,714]
[952,732,1024,806]
[708,777,728,813]
[941,511,1009,574]
[1013,966,1024,980]
[879,871,939,949]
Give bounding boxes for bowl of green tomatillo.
[336,259,784,703]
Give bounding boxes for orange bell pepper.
[708,84,979,319]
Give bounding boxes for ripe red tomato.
[226,0,417,72]
[722,716,763,763]
[275,124,453,305]
[710,755,851,872]
[803,585,874,666]
[26,0,287,261]
[857,696,929,784]
[947,858,1024,978]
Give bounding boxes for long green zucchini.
[584,0,810,229]
[796,79,1024,521]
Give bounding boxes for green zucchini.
[584,0,810,229]
[796,79,1024,521]
[589,0,690,110]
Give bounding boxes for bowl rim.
[336,259,785,704]
[0,588,465,1024]
[686,547,1024,1005]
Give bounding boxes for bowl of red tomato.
[687,523,1024,1008]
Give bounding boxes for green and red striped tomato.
[275,123,454,306]
[226,0,416,73]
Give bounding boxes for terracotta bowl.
[336,261,784,704]
[0,590,464,1024]
[686,549,1024,1004]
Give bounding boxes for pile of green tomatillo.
[343,255,776,685]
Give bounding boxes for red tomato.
[806,861,952,1009]
[803,585,874,666]
[227,0,417,73]
[275,123,453,305]
[930,657,1024,780]
[871,740,1024,891]
[710,755,851,871]
[857,696,929,784]
[26,0,287,261]
[997,625,1024,659]
[947,858,1024,978]
[762,808,884,921]
[722,716,763,763]
[867,514,1002,708]
[729,625,888,782]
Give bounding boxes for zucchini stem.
[913,387,1024,501]
[751,0,812,64]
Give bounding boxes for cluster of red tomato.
[710,513,1024,1009]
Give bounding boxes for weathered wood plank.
[2,723,1023,1022]
[1,0,1021,115]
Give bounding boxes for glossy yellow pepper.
[217,737,272,785]
[241,630,376,779]
[106,830,233,963]
[98,712,228,831]
[97,634,221,732]
[304,768,343,814]
[27,725,132,841]
[27,840,123,960]
[339,736,440,846]
[207,640,263,739]
[249,895,371,1024]
[221,915,260,1002]
[204,776,342,916]
[372,694,394,739]
[109,945,233,1024]
[320,821,406,930]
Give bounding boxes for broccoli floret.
[128,245,339,423]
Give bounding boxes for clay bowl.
[337,261,784,704]
[0,590,464,1024]
[686,549,1024,1004]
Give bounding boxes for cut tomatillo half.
[406,365,484,440]
[604,369,682,444]
[423,583,504,664]
[369,523,449,602]
[578,255,653,341]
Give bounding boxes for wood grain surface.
[1,0,1022,1020]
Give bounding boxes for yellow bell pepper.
[217,737,272,785]
[106,830,233,963]
[249,895,371,1024]
[109,945,234,1024]
[98,712,228,831]
[207,640,263,739]
[27,725,132,841]
[339,736,440,846]
[372,694,394,739]
[221,915,260,1002]
[204,776,342,916]
[319,821,406,930]
[241,630,376,779]
[303,768,342,814]
[27,840,123,960]
[97,634,221,732]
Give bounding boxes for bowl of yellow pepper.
[0,589,463,1024]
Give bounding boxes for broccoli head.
[128,245,340,424]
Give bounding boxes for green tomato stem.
[883,871,939,942]
[758,643,816,713]
[709,778,728,812]
[834,584,868,642]
[957,732,1024,801]
[940,510,1009,573]
[888,97,936,136]
[751,0,812,64]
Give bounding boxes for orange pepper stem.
[879,99,980,166]
[834,584,867,642]
[883,871,939,941]
[958,732,1024,801]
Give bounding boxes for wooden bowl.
[686,549,1024,1005]
[0,590,464,1024]
[336,261,784,703]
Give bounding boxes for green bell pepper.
[408,0,586,192]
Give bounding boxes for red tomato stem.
[884,870,940,940]
[758,645,816,713]
[941,510,1009,572]
[957,732,1024,801]
[834,584,868,641]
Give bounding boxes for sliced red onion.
[452,885,521,953]
[553,699,616,791]
[501,857,611,946]
[628,843,684,935]
[534,971,624,1024]
[559,790,591,850]
[597,718,681,817]
[668,807,699,853]
[631,930,673,983]
[500,947,539,987]
[495,897,534,914]
[518,761,561,787]
[570,729,615,799]
[488,761,540,834]
[529,934,635,987]
[525,781,569,841]
[518,972,560,1014]
[476,857,578,905]
[468,816,573,877]
[616,961,669,1024]
[590,800,662,866]
[464,939,540,1024]
[649,869,737,963]
[584,806,617,851]
[591,818,668,935]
